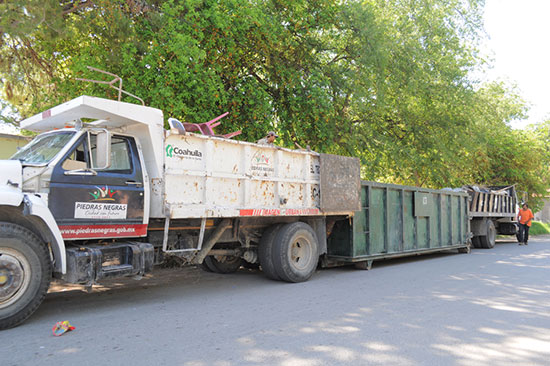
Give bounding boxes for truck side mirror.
[93,130,111,169]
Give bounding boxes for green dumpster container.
[326,181,471,268]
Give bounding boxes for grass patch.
[529,221,550,235]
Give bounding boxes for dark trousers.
[519,223,530,243]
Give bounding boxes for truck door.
[49,133,147,239]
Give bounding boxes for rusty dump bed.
[465,185,517,218]
[163,132,361,219]
[326,181,470,264]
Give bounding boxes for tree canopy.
[1,0,549,207]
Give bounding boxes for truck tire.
[479,220,496,249]
[272,222,319,283]
[258,224,283,281]
[199,261,214,273]
[0,222,52,330]
[471,236,482,248]
[204,255,242,274]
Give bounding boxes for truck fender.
[0,186,24,207]
[23,194,66,274]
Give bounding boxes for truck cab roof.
[20,95,164,132]
[20,96,166,196]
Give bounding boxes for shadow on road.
[5,237,550,366]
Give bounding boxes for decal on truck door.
[49,134,146,239]
[74,186,127,219]
[74,202,127,220]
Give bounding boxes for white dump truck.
[0,95,362,329]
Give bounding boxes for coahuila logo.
[166,144,203,159]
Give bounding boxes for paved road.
[2,237,550,366]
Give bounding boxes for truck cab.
[15,129,148,239]
[0,96,164,329]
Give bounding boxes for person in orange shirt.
[517,203,534,245]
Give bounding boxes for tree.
[1,0,548,200]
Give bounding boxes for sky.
[482,0,550,128]
[1,0,549,134]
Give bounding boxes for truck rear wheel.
[204,255,243,274]
[272,222,319,283]
[471,236,481,248]
[199,261,214,272]
[0,222,52,330]
[479,220,496,249]
[258,224,283,281]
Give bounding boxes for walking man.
[517,203,534,245]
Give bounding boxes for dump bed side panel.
[164,133,324,218]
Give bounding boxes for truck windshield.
[11,131,76,165]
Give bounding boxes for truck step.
[64,242,154,284]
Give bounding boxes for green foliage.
[0,99,18,126]
[1,0,550,202]
[529,221,550,236]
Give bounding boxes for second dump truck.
[464,185,519,248]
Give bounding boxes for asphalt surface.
[2,236,550,366]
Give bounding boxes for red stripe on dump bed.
[239,208,320,216]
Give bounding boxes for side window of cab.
[61,139,88,171]
[61,134,133,174]
[90,135,133,174]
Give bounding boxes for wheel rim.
[289,235,314,271]
[0,248,32,309]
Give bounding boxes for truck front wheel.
[0,222,52,329]
[272,222,319,283]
